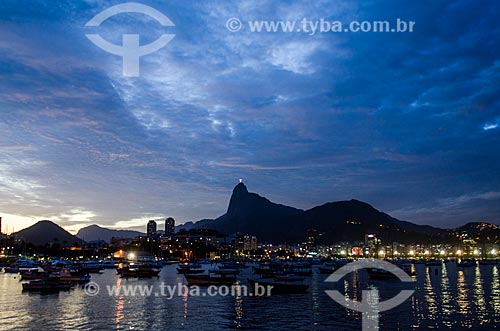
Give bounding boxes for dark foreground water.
[1,263,500,330]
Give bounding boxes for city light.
[409,250,415,255]
[492,249,498,255]
[456,250,462,255]
[473,249,480,255]
[440,250,446,255]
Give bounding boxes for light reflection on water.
[492,266,500,316]
[0,263,500,330]
[114,276,124,330]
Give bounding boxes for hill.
[16,220,84,246]
[189,182,450,244]
[453,222,500,242]
[189,182,303,242]
[76,224,144,243]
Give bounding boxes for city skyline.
[1,1,499,234]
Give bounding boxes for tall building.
[307,229,317,252]
[147,220,157,237]
[243,234,258,251]
[364,234,381,256]
[165,217,175,237]
[0,217,2,234]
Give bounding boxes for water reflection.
[182,283,189,322]
[343,270,361,320]
[456,269,470,316]
[364,285,380,329]
[1,263,500,330]
[492,266,500,317]
[233,293,243,329]
[423,267,437,324]
[439,263,453,327]
[114,277,124,330]
[474,266,487,322]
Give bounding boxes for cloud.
[439,191,500,208]
[483,119,499,131]
[267,41,322,74]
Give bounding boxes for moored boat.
[20,268,47,280]
[119,264,161,278]
[176,263,204,274]
[22,280,73,293]
[184,273,237,286]
[209,267,240,275]
[274,275,306,282]
[367,268,399,280]
[318,266,335,274]
[457,259,477,267]
[478,259,498,265]
[424,259,443,267]
[50,269,91,283]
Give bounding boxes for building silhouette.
[307,229,317,253]
[165,217,175,237]
[147,220,157,237]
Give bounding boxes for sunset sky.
[0,0,499,234]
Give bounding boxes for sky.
[0,0,499,234]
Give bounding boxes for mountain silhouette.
[187,182,303,242]
[16,220,84,246]
[76,224,144,243]
[186,182,449,243]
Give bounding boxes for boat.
[119,264,161,278]
[184,273,237,286]
[478,259,498,265]
[366,268,399,280]
[79,262,104,274]
[176,263,204,274]
[413,260,426,265]
[457,259,477,267]
[20,268,47,280]
[247,278,309,294]
[22,280,73,293]
[286,267,313,276]
[274,275,306,282]
[218,261,249,269]
[4,267,20,273]
[252,265,277,278]
[318,266,335,274]
[209,267,240,275]
[367,262,415,279]
[424,259,443,267]
[51,269,91,283]
[4,260,39,274]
